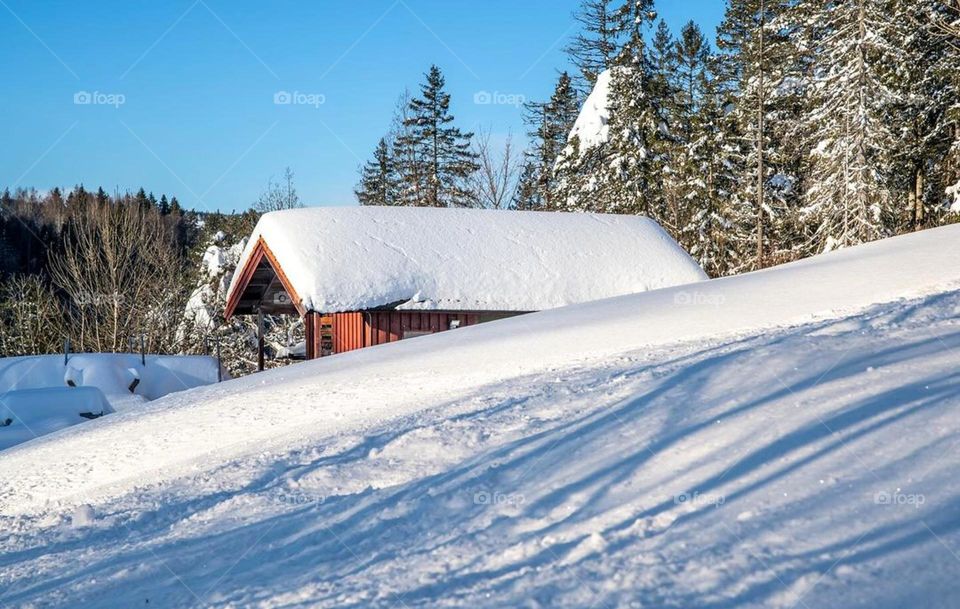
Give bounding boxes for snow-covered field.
[2,226,960,607]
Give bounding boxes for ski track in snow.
[2,290,960,608]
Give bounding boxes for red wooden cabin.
[224,207,706,365]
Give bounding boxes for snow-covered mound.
[0,387,113,452]
[0,354,225,451]
[567,68,612,149]
[2,225,960,607]
[228,206,706,313]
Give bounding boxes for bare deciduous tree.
[254,167,303,213]
[50,200,185,353]
[467,129,522,209]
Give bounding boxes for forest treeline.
[356,0,960,276]
[0,186,262,366]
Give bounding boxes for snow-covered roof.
[226,206,707,315]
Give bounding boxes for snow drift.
[227,206,707,313]
[2,225,960,607]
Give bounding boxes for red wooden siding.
[317,310,482,357]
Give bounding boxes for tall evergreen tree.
[888,0,959,229]
[716,0,800,268]
[649,20,682,234]
[403,65,478,207]
[565,0,622,90]
[158,194,171,215]
[602,0,661,215]
[517,72,581,211]
[794,0,905,252]
[356,138,401,206]
[672,22,715,251]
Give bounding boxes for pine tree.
[512,160,542,210]
[565,0,622,90]
[716,0,801,268]
[403,65,478,207]
[67,184,89,208]
[134,188,150,211]
[517,72,581,211]
[169,197,183,216]
[390,90,427,207]
[794,0,904,252]
[888,0,959,229]
[158,194,171,215]
[356,138,401,206]
[649,20,682,234]
[672,22,715,252]
[600,0,661,215]
[95,187,109,206]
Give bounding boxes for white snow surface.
[226,206,706,314]
[3,225,960,607]
[567,69,613,149]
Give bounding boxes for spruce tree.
[716,0,800,268]
[519,72,581,211]
[794,0,904,252]
[672,22,714,253]
[512,161,542,210]
[565,0,622,90]
[356,138,400,206]
[403,65,478,208]
[649,20,682,235]
[158,194,171,215]
[888,0,959,229]
[134,188,150,211]
[602,0,661,215]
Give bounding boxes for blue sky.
[0,0,725,213]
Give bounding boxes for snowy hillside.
[2,225,960,607]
